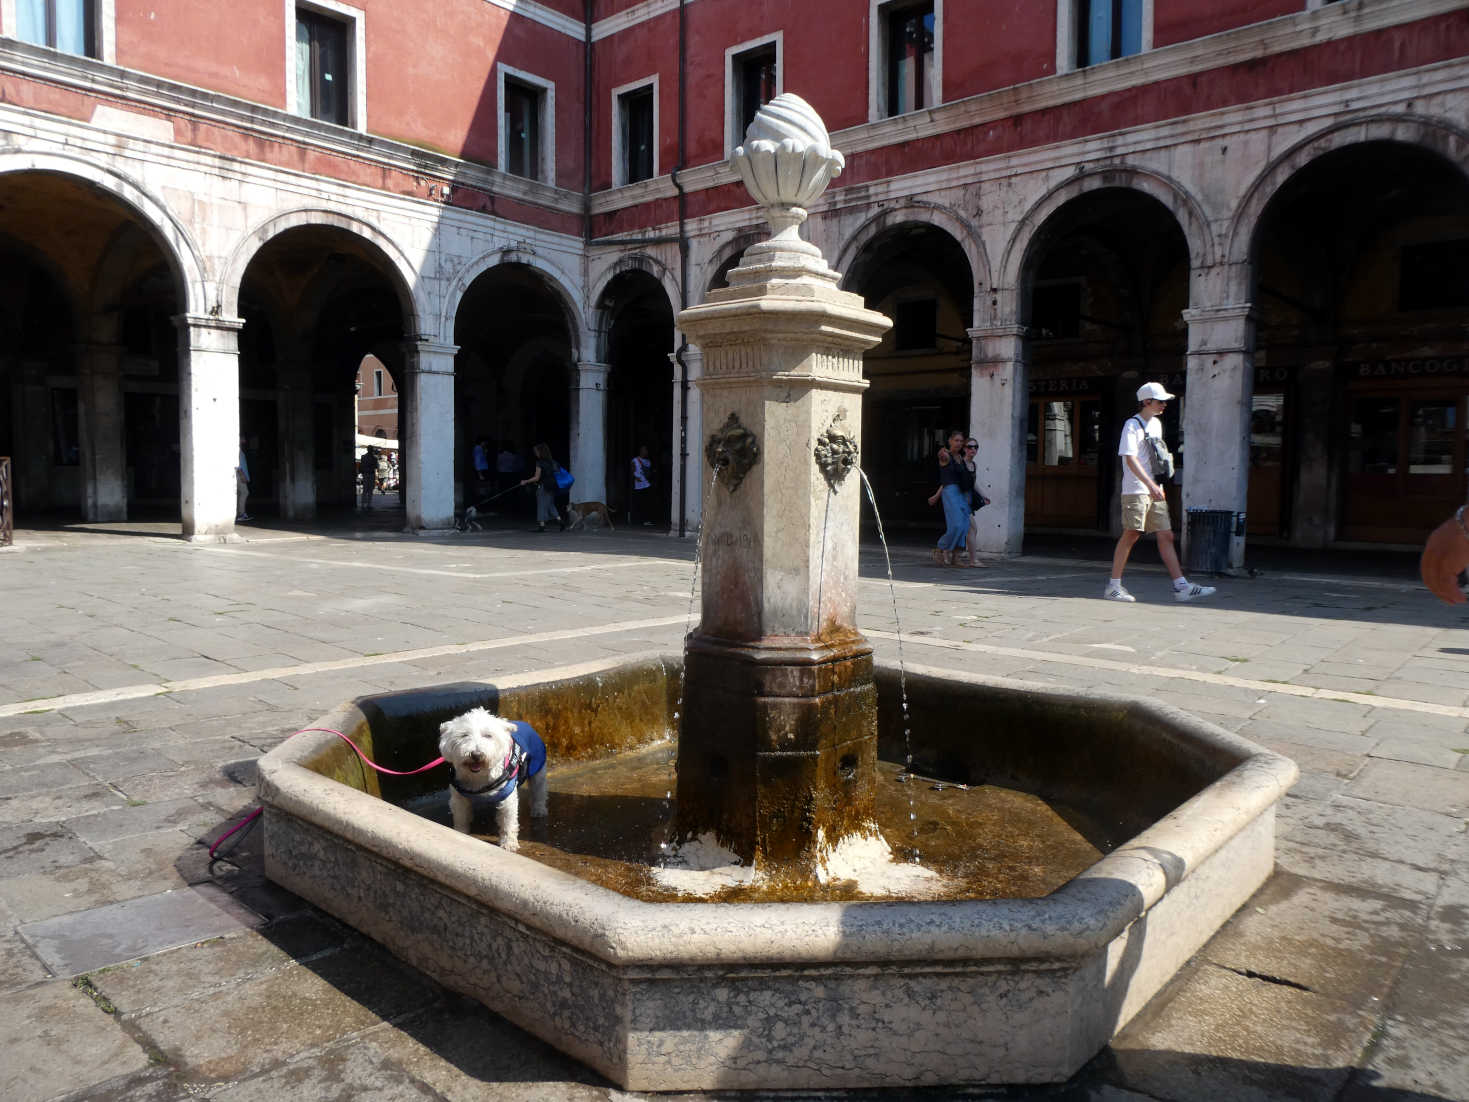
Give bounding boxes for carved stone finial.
[814,409,859,491]
[729,94,845,248]
[706,413,760,493]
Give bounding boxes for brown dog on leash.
[566,502,615,531]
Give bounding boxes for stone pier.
[673,95,890,871]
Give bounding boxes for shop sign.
[1353,358,1468,379]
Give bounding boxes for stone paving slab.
[18,884,264,975]
[1,977,154,1102]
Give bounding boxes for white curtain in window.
[16,0,47,45]
[54,0,88,55]
[295,19,313,117]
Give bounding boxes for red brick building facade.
[1,1,1465,552]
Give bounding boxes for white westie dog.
[437,707,548,851]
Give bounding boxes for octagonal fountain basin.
[256,652,1296,1092]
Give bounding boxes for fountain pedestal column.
[674,95,890,872]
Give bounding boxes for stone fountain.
[674,94,890,876]
[255,96,1297,1092]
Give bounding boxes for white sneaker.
[1104,585,1135,602]
[1175,583,1216,602]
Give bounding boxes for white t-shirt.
[1118,415,1164,496]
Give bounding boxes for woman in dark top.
[519,442,565,532]
[927,430,973,566]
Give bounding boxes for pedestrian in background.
[1105,382,1214,603]
[472,437,490,483]
[927,429,973,567]
[962,437,988,568]
[235,435,251,522]
[519,442,566,532]
[359,445,376,511]
[630,444,654,526]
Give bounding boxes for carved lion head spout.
[706,412,761,493]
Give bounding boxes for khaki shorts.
[1121,493,1172,534]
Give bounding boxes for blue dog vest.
[449,720,546,805]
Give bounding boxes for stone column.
[12,362,53,512]
[1181,304,1255,571]
[670,342,704,535]
[175,314,243,541]
[275,367,316,520]
[1289,359,1336,548]
[674,95,891,873]
[571,360,609,503]
[402,339,456,530]
[967,324,1029,555]
[78,342,127,521]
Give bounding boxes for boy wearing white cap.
[1105,381,1215,603]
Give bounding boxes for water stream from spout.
[658,462,721,860]
[858,468,919,862]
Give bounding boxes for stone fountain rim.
[256,651,1296,969]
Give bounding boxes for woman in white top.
[630,445,655,526]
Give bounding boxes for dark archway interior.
[454,264,575,508]
[0,171,181,517]
[237,225,407,515]
[1019,187,1190,532]
[844,223,975,530]
[601,268,673,520]
[1253,140,1469,542]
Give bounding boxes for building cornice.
[0,37,583,217]
[589,0,1469,215]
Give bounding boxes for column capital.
[966,324,1028,340]
[404,340,458,375]
[1182,303,1256,355]
[405,338,459,357]
[172,312,245,333]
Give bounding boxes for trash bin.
[1185,508,1234,575]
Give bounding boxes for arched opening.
[1251,140,1469,545]
[0,171,186,522]
[453,264,576,519]
[1019,187,1190,535]
[599,268,674,525]
[841,223,973,529]
[236,225,408,521]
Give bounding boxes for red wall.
[1153,0,1304,49]
[944,0,1058,97]
[115,1,285,107]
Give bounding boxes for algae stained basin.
[256,652,1296,1092]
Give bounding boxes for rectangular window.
[373,368,384,397]
[885,3,936,116]
[726,36,780,151]
[16,0,96,57]
[503,78,544,181]
[1076,0,1143,67]
[1399,240,1469,311]
[1031,281,1082,339]
[617,84,656,186]
[295,8,349,125]
[893,299,937,350]
[51,386,79,466]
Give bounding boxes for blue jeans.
[938,484,968,551]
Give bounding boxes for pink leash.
[208,726,445,859]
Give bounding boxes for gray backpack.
[1129,416,1175,483]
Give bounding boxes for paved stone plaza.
[2,518,1467,1100]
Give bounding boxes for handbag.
[554,465,574,491]
[970,489,988,512]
